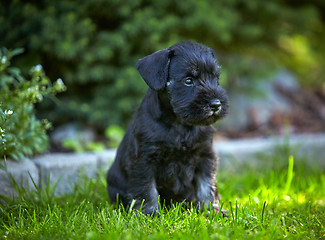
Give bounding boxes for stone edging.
[0,150,116,197]
[215,133,325,168]
[1,133,324,197]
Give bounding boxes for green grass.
[0,153,324,240]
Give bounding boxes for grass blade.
[261,201,267,226]
[285,155,294,193]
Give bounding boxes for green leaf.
[10,48,24,57]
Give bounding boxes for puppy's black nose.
[210,99,222,111]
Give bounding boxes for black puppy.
[107,41,228,215]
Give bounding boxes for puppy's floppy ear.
[136,49,173,91]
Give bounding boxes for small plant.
[60,124,124,152]
[0,48,66,160]
[61,138,106,153]
[105,125,125,148]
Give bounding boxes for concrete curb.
[0,149,116,197]
[215,133,325,168]
[0,159,39,197]
[1,133,324,197]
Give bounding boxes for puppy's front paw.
[209,204,229,218]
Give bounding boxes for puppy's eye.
[184,77,194,86]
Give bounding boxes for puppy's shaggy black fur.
[107,42,228,215]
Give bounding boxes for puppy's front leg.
[196,175,227,216]
[128,168,159,215]
[196,175,217,210]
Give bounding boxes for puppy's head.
[136,41,228,126]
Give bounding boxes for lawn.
[0,152,324,239]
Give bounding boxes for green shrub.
[0,0,324,129]
[0,48,66,160]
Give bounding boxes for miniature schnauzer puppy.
[107,41,228,215]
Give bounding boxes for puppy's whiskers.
[214,106,222,116]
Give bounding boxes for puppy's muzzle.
[209,99,222,115]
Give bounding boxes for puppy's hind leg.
[128,169,160,216]
[106,165,128,206]
[107,184,128,206]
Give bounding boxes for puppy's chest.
[151,143,206,199]
[154,155,197,199]
[148,128,211,178]
[155,156,197,181]
[141,126,213,198]
[144,126,209,163]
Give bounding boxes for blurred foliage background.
[1,0,324,131]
